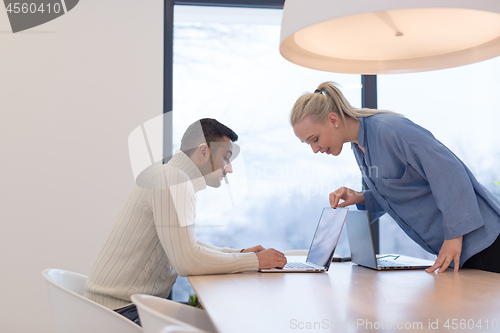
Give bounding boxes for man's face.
[204,136,234,188]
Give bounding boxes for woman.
[291,81,500,273]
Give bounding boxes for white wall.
[0,1,162,332]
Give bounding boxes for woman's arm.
[329,187,386,222]
[380,119,484,271]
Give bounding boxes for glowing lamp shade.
[279,0,500,74]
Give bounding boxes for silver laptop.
[260,207,348,273]
[346,210,434,270]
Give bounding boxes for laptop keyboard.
[377,259,408,267]
[284,262,316,269]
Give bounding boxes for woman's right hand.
[329,187,365,208]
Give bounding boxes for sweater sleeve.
[148,168,259,277]
[196,240,244,253]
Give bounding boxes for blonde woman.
[291,82,500,274]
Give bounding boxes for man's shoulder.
[136,162,191,189]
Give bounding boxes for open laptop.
[260,207,348,273]
[346,210,434,270]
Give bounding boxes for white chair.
[131,294,217,333]
[42,269,142,333]
[283,249,309,256]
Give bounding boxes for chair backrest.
[131,294,216,333]
[42,269,142,333]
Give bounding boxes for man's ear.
[197,143,210,162]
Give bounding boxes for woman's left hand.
[425,236,463,273]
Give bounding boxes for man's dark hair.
[180,118,238,157]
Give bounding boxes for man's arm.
[196,240,244,253]
[148,169,284,276]
[197,241,265,254]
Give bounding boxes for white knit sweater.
[84,150,259,310]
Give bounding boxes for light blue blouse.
[354,114,500,267]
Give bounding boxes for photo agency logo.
[129,115,249,227]
[3,0,79,33]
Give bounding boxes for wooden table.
[188,257,500,332]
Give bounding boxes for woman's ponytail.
[290,81,399,127]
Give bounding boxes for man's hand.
[256,248,287,269]
[425,236,463,273]
[329,187,365,208]
[241,245,266,253]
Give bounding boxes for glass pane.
[378,57,500,259]
[172,5,361,301]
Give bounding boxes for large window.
[170,4,500,301]
[172,5,361,300]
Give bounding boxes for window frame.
[163,0,379,252]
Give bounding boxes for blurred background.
[170,5,500,300]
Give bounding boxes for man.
[84,118,286,324]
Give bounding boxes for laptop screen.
[306,208,348,267]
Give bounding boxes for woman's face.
[293,114,344,156]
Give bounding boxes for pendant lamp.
[280,0,500,74]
